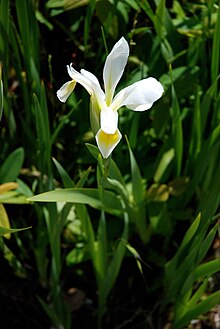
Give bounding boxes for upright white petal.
[111,77,164,111]
[57,80,76,103]
[100,108,118,134]
[95,128,122,158]
[103,37,129,105]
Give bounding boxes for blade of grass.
[0,63,3,122]
[126,136,149,243]
[211,3,220,93]
[170,77,183,177]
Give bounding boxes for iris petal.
[81,69,106,109]
[100,109,118,134]
[57,80,76,103]
[111,77,164,111]
[67,64,93,95]
[95,128,122,158]
[103,37,129,105]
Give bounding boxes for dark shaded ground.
[1,249,220,329]
[0,248,161,329]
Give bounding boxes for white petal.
[111,77,164,111]
[81,69,101,87]
[95,128,122,158]
[81,69,106,109]
[103,37,129,105]
[57,80,76,103]
[100,109,118,134]
[67,64,93,95]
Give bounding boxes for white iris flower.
[57,37,164,158]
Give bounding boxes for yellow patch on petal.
[95,129,122,158]
[57,80,76,102]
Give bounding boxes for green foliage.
[0,148,24,183]
[0,64,3,122]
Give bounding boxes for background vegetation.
[0,0,220,328]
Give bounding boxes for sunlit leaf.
[0,204,10,238]
[28,188,122,216]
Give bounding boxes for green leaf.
[51,100,82,146]
[0,204,10,238]
[75,204,96,259]
[211,3,220,87]
[28,188,122,216]
[135,0,154,22]
[165,213,201,279]
[171,83,183,177]
[96,212,108,286]
[0,147,24,183]
[188,86,202,163]
[86,143,126,186]
[173,290,220,329]
[52,157,74,188]
[182,124,220,206]
[66,243,89,266]
[0,191,29,204]
[149,202,171,236]
[96,0,119,39]
[84,0,96,47]
[86,143,99,159]
[15,0,39,76]
[123,239,144,275]
[36,10,53,30]
[16,178,33,197]
[186,279,208,310]
[0,64,3,122]
[154,148,174,183]
[37,296,60,326]
[195,259,220,281]
[99,211,129,316]
[200,81,217,135]
[33,90,51,179]
[0,225,31,236]
[76,167,92,188]
[154,0,165,38]
[197,223,218,264]
[126,136,148,243]
[0,0,10,71]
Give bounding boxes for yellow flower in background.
[57,37,164,158]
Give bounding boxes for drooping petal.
[95,128,122,158]
[57,80,76,103]
[81,69,106,109]
[111,77,164,111]
[81,69,101,88]
[67,64,93,95]
[103,37,129,105]
[100,108,118,134]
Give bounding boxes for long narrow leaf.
[0,63,3,122]
[171,83,183,177]
[126,136,148,242]
[28,188,123,216]
[173,290,220,329]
